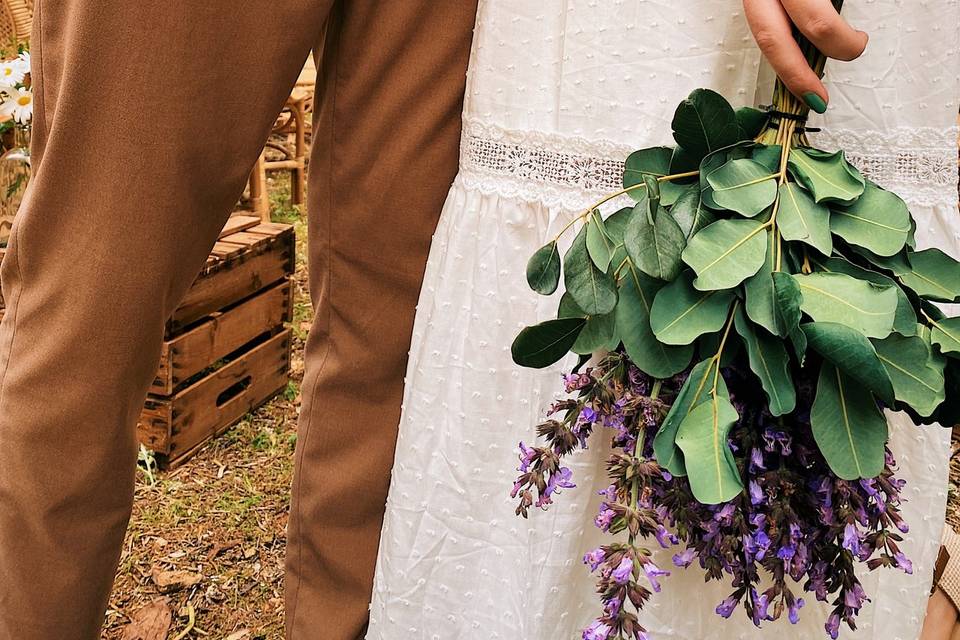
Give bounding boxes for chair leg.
[248,151,270,222]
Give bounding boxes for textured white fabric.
[368,1,960,639]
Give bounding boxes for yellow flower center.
[16,95,29,106]
[2,68,11,76]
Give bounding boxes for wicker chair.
[0,0,31,51]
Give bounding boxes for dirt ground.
[101,185,310,640]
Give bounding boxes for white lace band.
[459,118,958,211]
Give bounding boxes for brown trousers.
[0,2,476,638]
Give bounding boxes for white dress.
[367,2,960,639]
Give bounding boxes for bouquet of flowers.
[509,5,960,639]
[0,47,32,129]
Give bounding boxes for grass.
[101,176,310,640]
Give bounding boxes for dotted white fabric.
[368,2,960,639]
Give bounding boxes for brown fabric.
[0,1,476,639]
[940,528,960,615]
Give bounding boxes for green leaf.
[526,240,561,295]
[872,333,946,417]
[930,317,960,356]
[649,271,735,345]
[653,358,721,476]
[792,272,898,339]
[735,308,796,416]
[682,218,768,291]
[616,267,694,378]
[604,206,633,270]
[777,182,832,255]
[830,182,910,257]
[773,271,803,336]
[751,144,782,173]
[564,225,618,315]
[670,183,715,239]
[788,326,808,365]
[736,106,768,140]
[624,204,686,281]
[706,158,778,217]
[623,146,672,203]
[899,248,960,303]
[586,210,613,272]
[744,231,779,335]
[699,142,754,210]
[671,89,741,159]
[810,363,888,481]
[788,148,865,204]
[675,384,744,504]
[802,322,895,406]
[511,318,585,368]
[558,294,616,355]
[813,257,916,337]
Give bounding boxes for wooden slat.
[168,224,294,334]
[138,330,291,463]
[218,215,260,239]
[152,280,291,395]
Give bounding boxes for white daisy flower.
[17,51,29,70]
[0,87,33,123]
[0,60,25,87]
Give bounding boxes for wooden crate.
[136,215,296,468]
[139,329,292,468]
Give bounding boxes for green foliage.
[512,86,960,486]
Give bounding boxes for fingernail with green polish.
[803,92,827,114]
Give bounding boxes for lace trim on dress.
[459,118,958,211]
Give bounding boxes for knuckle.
[753,29,780,55]
[804,16,837,42]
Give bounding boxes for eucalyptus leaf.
[736,106,768,140]
[526,240,561,295]
[616,267,694,378]
[802,321,895,406]
[930,317,960,356]
[788,148,865,205]
[682,218,768,291]
[624,204,686,281]
[604,206,633,269]
[735,308,796,416]
[586,210,613,272]
[699,142,754,210]
[671,183,716,239]
[623,146,671,202]
[777,182,832,255]
[650,271,735,345]
[511,318,585,369]
[558,293,616,356]
[831,182,910,257]
[810,363,888,481]
[706,158,778,217]
[564,225,618,316]
[898,248,960,303]
[751,144,782,173]
[653,358,722,476]
[872,333,946,417]
[813,257,916,337]
[744,231,779,335]
[675,385,744,504]
[773,271,804,337]
[671,88,741,160]
[792,272,898,339]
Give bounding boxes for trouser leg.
[285,1,477,637]
[0,3,331,637]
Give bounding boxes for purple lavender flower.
[751,589,770,627]
[749,479,763,506]
[517,441,537,472]
[672,547,696,568]
[825,613,841,639]
[842,523,862,556]
[844,582,868,610]
[788,597,804,624]
[583,548,606,572]
[716,594,739,619]
[894,551,913,575]
[611,556,634,585]
[641,560,669,593]
[582,619,612,640]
